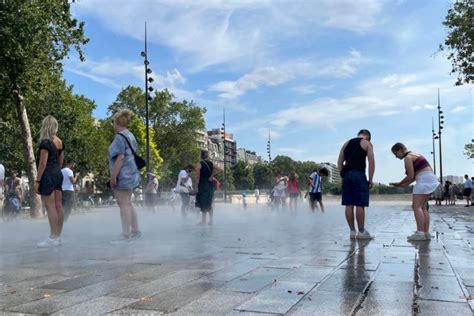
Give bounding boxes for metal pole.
[431,117,436,175]
[144,22,150,172]
[223,108,227,203]
[438,89,443,185]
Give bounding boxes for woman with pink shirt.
[287,172,299,213]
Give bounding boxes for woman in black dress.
[35,115,65,248]
[195,151,217,225]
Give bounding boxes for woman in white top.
[272,171,287,209]
[177,165,194,216]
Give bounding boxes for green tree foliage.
[214,167,235,191]
[108,87,206,188]
[231,161,254,190]
[0,0,88,216]
[440,0,474,85]
[253,162,272,189]
[464,142,474,159]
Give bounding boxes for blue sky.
[65,0,473,184]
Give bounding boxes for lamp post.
[140,22,154,173]
[437,89,444,184]
[431,117,438,175]
[222,108,227,203]
[267,130,272,189]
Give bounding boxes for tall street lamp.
[431,117,438,175]
[437,89,444,184]
[267,129,272,189]
[222,108,227,203]
[141,22,154,172]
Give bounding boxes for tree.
[253,163,272,189]
[0,0,88,216]
[232,161,254,190]
[440,0,474,85]
[464,142,474,159]
[109,87,206,188]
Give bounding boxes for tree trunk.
[12,89,42,217]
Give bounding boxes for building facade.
[237,148,261,165]
[319,162,342,184]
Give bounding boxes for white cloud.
[210,50,363,99]
[278,147,306,154]
[451,106,467,113]
[73,0,383,70]
[381,74,418,88]
[410,104,436,111]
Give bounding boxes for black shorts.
[463,188,472,197]
[309,192,322,202]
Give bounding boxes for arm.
[365,141,375,187]
[337,142,347,172]
[391,157,415,187]
[110,155,124,188]
[34,149,49,194]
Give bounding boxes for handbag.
[175,185,190,194]
[118,133,146,170]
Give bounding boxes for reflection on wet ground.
[0,202,473,315]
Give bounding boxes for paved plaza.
[1,201,473,315]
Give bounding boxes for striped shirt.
[308,172,322,193]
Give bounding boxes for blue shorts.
[342,170,369,207]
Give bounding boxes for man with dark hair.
[61,159,79,221]
[463,174,472,207]
[338,129,375,239]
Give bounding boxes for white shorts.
[413,171,439,195]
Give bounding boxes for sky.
[64,0,473,184]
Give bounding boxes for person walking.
[0,163,4,211]
[287,172,299,213]
[145,172,159,212]
[176,165,194,217]
[4,169,23,216]
[272,171,287,209]
[308,167,330,212]
[390,143,438,240]
[463,175,472,207]
[195,151,217,225]
[254,187,260,204]
[108,110,142,244]
[35,115,65,247]
[61,159,79,221]
[337,129,375,240]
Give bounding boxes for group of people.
[3,107,466,247]
[32,110,220,247]
[433,175,473,207]
[270,168,330,212]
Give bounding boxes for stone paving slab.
[6,294,90,314]
[277,266,334,283]
[234,281,313,314]
[109,269,213,299]
[417,299,472,315]
[288,289,361,315]
[0,288,64,310]
[318,268,373,293]
[207,261,263,282]
[223,267,289,293]
[127,279,222,313]
[51,296,137,316]
[418,274,466,303]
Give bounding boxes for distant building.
[208,129,237,166]
[319,162,342,184]
[237,148,261,165]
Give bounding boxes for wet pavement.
[1,201,473,315]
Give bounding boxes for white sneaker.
[407,231,427,241]
[37,237,60,248]
[424,232,433,240]
[357,230,374,240]
[130,231,143,240]
[350,230,357,239]
[110,234,132,245]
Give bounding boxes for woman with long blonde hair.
[108,109,142,244]
[35,115,65,247]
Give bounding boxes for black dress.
[196,160,214,212]
[37,139,64,196]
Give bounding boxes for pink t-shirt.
[287,179,299,193]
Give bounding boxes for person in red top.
[287,172,299,213]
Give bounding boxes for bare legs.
[345,205,365,231]
[200,208,213,225]
[41,190,64,238]
[114,189,139,236]
[412,194,430,232]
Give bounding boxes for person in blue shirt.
[308,167,329,212]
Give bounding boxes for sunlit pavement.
[1,201,473,315]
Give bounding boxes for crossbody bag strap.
[118,133,136,156]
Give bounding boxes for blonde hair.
[39,115,58,141]
[112,109,132,127]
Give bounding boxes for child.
[308,167,329,212]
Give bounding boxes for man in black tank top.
[337,129,375,240]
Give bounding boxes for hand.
[389,182,399,187]
[110,176,117,188]
[76,172,80,177]
[368,181,373,189]
[34,182,40,194]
